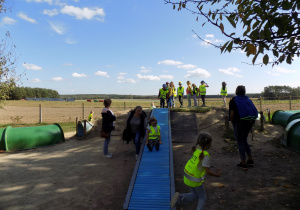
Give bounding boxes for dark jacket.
[126,110,147,137]
[101,108,116,133]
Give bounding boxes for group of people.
[158,81,228,108]
[100,84,258,210]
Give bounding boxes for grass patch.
[0,122,76,134]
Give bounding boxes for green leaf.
[173,4,175,10]
[220,23,224,33]
[282,0,291,10]
[286,54,292,64]
[227,41,234,53]
[220,41,229,53]
[263,54,269,65]
[226,16,236,28]
[252,20,260,29]
[252,53,259,64]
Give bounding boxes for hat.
[178,81,182,85]
[201,80,205,83]
[163,84,167,88]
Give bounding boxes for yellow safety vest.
[191,87,198,96]
[199,85,206,95]
[220,87,227,96]
[149,125,160,139]
[88,114,93,121]
[159,88,168,99]
[172,87,177,97]
[184,149,210,187]
[177,86,184,96]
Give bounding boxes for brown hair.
[148,116,157,126]
[236,85,246,96]
[222,82,226,90]
[191,133,213,161]
[104,99,112,107]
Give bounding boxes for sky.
[1,0,300,96]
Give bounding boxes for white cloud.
[49,21,66,34]
[118,78,136,83]
[43,9,58,16]
[66,38,77,44]
[159,75,174,80]
[140,69,151,73]
[206,34,214,38]
[218,67,241,76]
[200,34,223,47]
[140,66,146,69]
[158,60,183,66]
[136,74,160,81]
[26,0,53,4]
[61,5,105,21]
[52,77,64,81]
[118,72,127,75]
[273,67,296,74]
[117,76,124,80]
[72,72,87,78]
[94,71,109,78]
[32,78,41,83]
[177,64,197,70]
[184,68,211,78]
[23,63,42,70]
[1,17,16,25]
[18,12,37,23]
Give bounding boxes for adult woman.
[220,82,227,107]
[168,82,175,108]
[229,85,258,170]
[186,81,192,107]
[101,99,116,158]
[126,106,147,160]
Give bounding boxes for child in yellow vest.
[171,133,221,209]
[88,111,94,122]
[146,117,162,151]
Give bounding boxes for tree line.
[261,86,300,99]
[9,87,60,100]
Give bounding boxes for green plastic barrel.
[283,119,300,153]
[3,124,65,151]
[272,110,300,127]
[0,128,5,150]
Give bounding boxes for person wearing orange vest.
[146,116,162,151]
[199,80,209,107]
[220,82,228,107]
[171,133,221,209]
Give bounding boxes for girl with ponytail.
[171,133,221,210]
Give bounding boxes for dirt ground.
[1,107,300,210]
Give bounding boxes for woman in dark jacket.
[126,106,147,160]
[101,99,116,158]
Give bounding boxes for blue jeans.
[134,131,142,154]
[103,134,111,155]
[193,94,198,106]
[160,98,165,108]
[232,121,253,160]
[178,184,206,210]
[168,96,173,107]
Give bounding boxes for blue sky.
[1,0,300,96]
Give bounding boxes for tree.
[1,0,17,101]
[164,0,300,66]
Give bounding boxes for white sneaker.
[104,153,112,158]
[170,192,180,208]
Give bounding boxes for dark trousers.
[147,138,160,151]
[232,121,253,160]
[160,98,165,108]
[201,95,206,105]
[179,95,183,106]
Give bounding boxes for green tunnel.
[0,124,65,151]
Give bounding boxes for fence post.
[124,102,126,110]
[76,117,78,136]
[82,103,84,119]
[289,95,292,110]
[260,111,264,131]
[39,104,42,123]
[260,96,262,112]
[83,120,87,136]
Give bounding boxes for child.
[199,80,209,106]
[88,111,94,122]
[101,99,116,158]
[150,102,156,109]
[146,117,162,151]
[177,81,184,107]
[192,83,199,107]
[171,133,221,209]
[158,84,168,108]
[186,81,192,107]
[220,82,227,107]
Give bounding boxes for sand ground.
[0,107,300,210]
